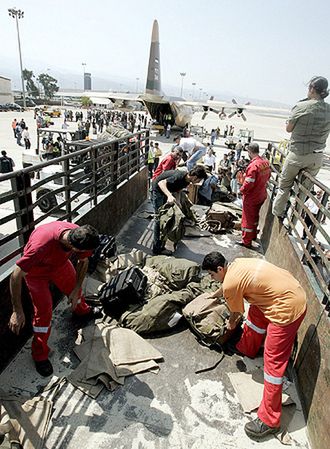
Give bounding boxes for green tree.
[37,73,59,100]
[81,96,92,107]
[22,69,39,97]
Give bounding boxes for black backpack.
[99,267,148,320]
[0,157,13,174]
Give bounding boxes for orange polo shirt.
[223,258,307,325]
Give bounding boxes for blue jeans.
[186,146,207,171]
[151,189,167,253]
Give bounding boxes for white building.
[0,76,14,104]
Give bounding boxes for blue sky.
[1,0,329,105]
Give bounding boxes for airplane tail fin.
[145,20,162,96]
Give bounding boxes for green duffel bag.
[145,256,201,290]
[182,293,239,349]
[119,290,191,334]
[119,275,220,335]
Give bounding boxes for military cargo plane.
[56,20,289,127]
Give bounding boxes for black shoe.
[35,359,53,377]
[11,442,23,449]
[235,241,252,249]
[244,417,279,440]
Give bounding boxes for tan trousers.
[272,151,323,217]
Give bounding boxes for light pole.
[136,77,140,93]
[192,82,196,100]
[82,62,86,89]
[180,72,186,97]
[8,7,26,108]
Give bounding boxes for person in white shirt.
[203,147,216,172]
[179,135,206,170]
[22,127,31,149]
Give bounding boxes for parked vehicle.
[0,103,24,112]
[15,97,36,107]
[42,108,61,118]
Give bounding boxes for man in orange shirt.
[202,252,307,440]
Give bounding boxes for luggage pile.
[86,252,237,351]
[198,203,241,234]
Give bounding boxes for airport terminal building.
[0,75,14,104]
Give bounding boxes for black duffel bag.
[99,267,147,320]
[88,234,117,274]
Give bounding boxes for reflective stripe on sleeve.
[245,177,255,183]
[246,319,266,334]
[264,371,283,385]
[33,326,49,333]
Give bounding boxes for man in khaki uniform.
[273,76,330,218]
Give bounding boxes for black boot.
[35,359,53,377]
[244,417,279,440]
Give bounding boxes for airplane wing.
[55,90,142,102]
[175,98,290,121]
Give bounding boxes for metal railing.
[265,143,330,315]
[0,130,149,275]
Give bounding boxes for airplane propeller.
[202,106,221,120]
[201,97,250,121]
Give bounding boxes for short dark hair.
[189,165,208,180]
[68,225,100,250]
[309,76,329,99]
[1,150,7,157]
[202,252,227,271]
[248,142,259,154]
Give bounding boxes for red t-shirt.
[16,221,92,277]
[152,154,177,180]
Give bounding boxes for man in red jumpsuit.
[202,252,307,440]
[9,221,101,377]
[238,143,271,248]
[152,147,183,180]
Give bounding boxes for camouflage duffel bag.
[182,293,237,349]
[144,256,201,290]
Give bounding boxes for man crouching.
[9,221,101,377]
[202,251,307,440]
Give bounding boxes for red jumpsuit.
[16,221,92,361]
[240,156,271,246]
[223,258,307,428]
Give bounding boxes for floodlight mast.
[8,8,26,108]
[180,72,186,97]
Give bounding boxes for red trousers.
[236,305,306,428]
[25,260,91,361]
[241,197,265,246]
